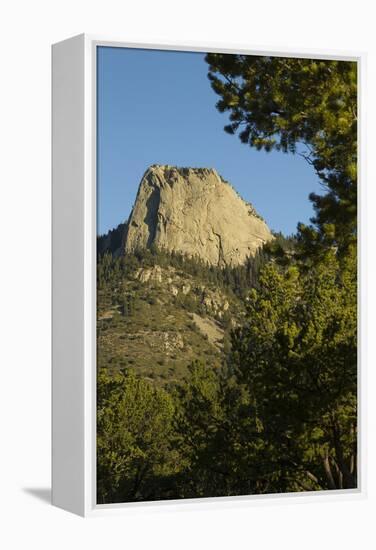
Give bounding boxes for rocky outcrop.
[135,265,163,283]
[133,264,233,319]
[124,165,272,267]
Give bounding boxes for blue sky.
[97,46,322,236]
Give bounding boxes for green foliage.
[120,294,134,317]
[205,54,357,253]
[166,247,357,497]
[97,242,271,298]
[172,361,231,497]
[97,222,126,256]
[229,246,357,490]
[97,250,357,501]
[97,368,178,503]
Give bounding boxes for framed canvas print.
[52,34,365,516]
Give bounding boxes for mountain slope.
[97,250,247,384]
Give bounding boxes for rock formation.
[123,165,273,267]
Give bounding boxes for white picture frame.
[52,33,366,517]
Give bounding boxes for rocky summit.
[124,165,273,267]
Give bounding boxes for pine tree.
[205,54,357,255]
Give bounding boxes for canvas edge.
[52,33,86,517]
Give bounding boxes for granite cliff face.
[123,165,272,267]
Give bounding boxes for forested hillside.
[97,245,269,383]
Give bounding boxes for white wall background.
[0,0,375,547]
